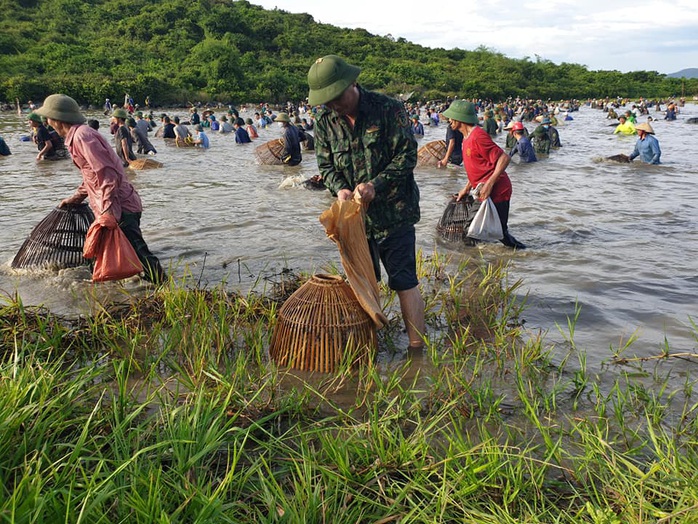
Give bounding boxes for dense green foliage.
[1,0,696,105]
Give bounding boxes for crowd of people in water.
[0,92,685,169]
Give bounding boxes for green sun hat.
[34,94,86,125]
[442,100,479,125]
[27,112,43,123]
[276,112,291,123]
[112,108,129,119]
[307,55,361,106]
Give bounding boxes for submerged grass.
[1,251,698,523]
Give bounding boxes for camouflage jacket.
[314,86,420,241]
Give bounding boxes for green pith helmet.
[34,94,86,125]
[442,100,479,125]
[307,55,361,106]
[27,112,43,123]
[275,112,291,123]
[112,108,129,119]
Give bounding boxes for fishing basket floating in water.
[128,158,164,170]
[11,203,95,269]
[436,195,480,244]
[255,138,285,165]
[417,139,446,167]
[163,137,195,148]
[269,273,376,373]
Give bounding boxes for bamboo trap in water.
[128,158,163,170]
[269,274,376,373]
[417,139,446,167]
[11,203,94,269]
[255,138,285,165]
[436,195,480,244]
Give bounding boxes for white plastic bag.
[467,197,503,241]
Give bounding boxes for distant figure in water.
[614,115,636,135]
[0,134,11,156]
[628,122,661,164]
[508,122,537,163]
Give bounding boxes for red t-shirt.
[462,126,512,203]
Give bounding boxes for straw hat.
[503,121,515,130]
[442,100,479,125]
[35,94,86,125]
[635,122,655,134]
[307,55,361,106]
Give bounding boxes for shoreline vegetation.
[1,0,697,106]
[2,253,697,522]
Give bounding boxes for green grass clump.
[1,253,697,523]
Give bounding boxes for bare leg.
[397,286,426,349]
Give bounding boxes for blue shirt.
[195,131,209,148]
[234,127,251,144]
[629,134,661,164]
[509,136,537,163]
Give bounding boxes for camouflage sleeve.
[314,115,351,196]
[371,101,417,195]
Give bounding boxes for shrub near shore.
[1,253,697,522]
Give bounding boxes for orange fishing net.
[319,198,388,329]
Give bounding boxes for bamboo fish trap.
[436,195,480,245]
[255,138,285,165]
[164,137,195,148]
[417,139,446,167]
[269,274,376,373]
[128,158,164,170]
[11,203,95,269]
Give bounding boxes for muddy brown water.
[1,104,697,378]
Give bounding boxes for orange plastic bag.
[83,214,143,282]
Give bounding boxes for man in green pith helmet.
[36,94,167,284]
[307,54,426,350]
[112,108,137,167]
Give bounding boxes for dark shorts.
[368,225,419,292]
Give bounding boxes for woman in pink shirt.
[36,94,167,284]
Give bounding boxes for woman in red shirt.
[443,99,526,249]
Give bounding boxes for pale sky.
[253,0,698,74]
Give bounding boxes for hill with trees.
[1,0,695,106]
[667,68,698,79]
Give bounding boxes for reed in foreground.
[0,252,697,523]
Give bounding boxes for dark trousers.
[493,200,526,249]
[119,212,167,284]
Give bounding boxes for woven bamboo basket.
[163,137,195,148]
[11,203,95,269]
[128,158,164,170]
[255,138,285,165]
[269,274,376,373]
[417,139,446,167]
[436,195,480,245]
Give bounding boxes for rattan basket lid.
[11,203,95,269]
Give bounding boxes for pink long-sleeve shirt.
[65,124,142,219]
